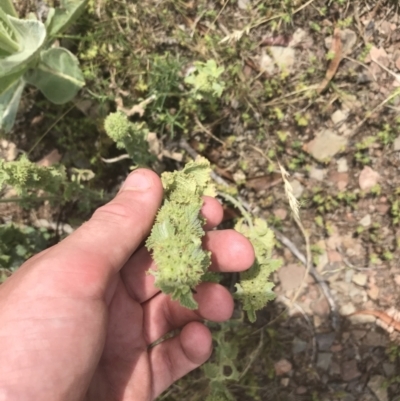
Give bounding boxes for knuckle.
[92,199,146,238]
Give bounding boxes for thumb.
[43,168,163,290]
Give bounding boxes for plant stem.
[218,192,254,229]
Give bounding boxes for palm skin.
[0,169,254,401]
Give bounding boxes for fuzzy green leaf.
[0,16,46,77]
[146,157,215,309]
[0,0,18,17]
[0,8,19,54]
[234,218,282,322]
[0,76,25,133]
[25,47,84,104]
[46,0,88,38]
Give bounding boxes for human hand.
[0,169,254,401]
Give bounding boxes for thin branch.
[194,115,225,145]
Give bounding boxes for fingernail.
[121,170,152,191]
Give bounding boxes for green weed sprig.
[146,156,216,309]
[103,111,155,166]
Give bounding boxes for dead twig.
[317,27,343,94]
[101,154,131,163]
[238,330,264,380]
[273,230,340,331]
[116,95,156,117]
[337,245,376,271]
[194,115,225,146]
[350,88,400,136]
[369,0,384,21]
[371,57,400,84]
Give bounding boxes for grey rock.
[364,331,388,347]
[348,313,376,324]
[341,29,358,54]
[305,129,348,162]
[316,332,336,351]
[352,272,368,286]
[341,360,361,381]
[368,375,388,401]
[278,264,306,291]
[344,269,354,283]
[325,29,357,55]
[382,362,395,377]
[337,157,349,172]
[238,0,250,9]
[394,135,400,151]
[359,214,371,227]
[331,109,348,125]
[289,179,304,198]
[340,303,356,316]
[292,337,307,354]
[352,329,367,341]
[329,361,341,376]
[260,46,296,74]
[317,352,332,371]
[270,46,296,73]
[309,167,327,181]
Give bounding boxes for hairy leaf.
[0,16,46,77]
[0,8,19,54]
[146,157,215,309]
[46,0,88,38]
[234,218,282,322]
[0,77,25,133]
[0,0,18,17]
[25,47,84,104]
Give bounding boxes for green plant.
[234,218,282,322]
[336,191,358,206]
[370,184,381,196]
[387,344,400,363]
[369,253,380,265]
[358,43,373,62]
[203,327,239,401]
[337,16,353,28]
[0,154,103,211]
[309,21,321,32]
[355,136,375,165]
[391,199,400,225]
[377,123,398,146]
[144,157,281,317]
[0,0,87,132]
[0,223,52,270]
[382,250,394,261]
[184,59,226,100]
[146,157,216,309]
[311,189,339,213]
[103,111,154,166]
[311,244,325,266]
[0,154,66,196]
